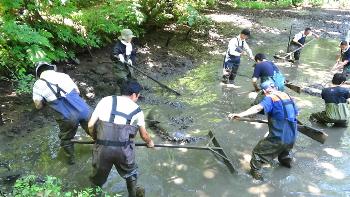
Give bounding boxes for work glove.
[127,59,133,66]
[118,54,125,63]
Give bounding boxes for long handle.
[282,37,318,58]
[286,25,293,52]
[71,139,223,150]
[126,63,181,96]
[234,117,327,144]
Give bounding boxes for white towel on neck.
[121,40,132,55]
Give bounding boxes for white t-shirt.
[293,31,313,42]
[32,70,79,102]
[227,36,253,57]
[92,96,145,127]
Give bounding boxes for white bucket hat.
[35,62,57,78]
[118,29,135,41]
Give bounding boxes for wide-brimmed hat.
[118,29,135,41]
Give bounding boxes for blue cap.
[260,80,275,90]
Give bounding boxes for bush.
[12,175,121,197]
[177,5,213,38]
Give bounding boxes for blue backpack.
[271,64,285,91]
[40,79,91,121]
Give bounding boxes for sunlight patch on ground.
[168,176,184,185]
[247,184,271,196]
[176,164,188,171]
[307,185,321,195]
[238,152,252,170]
[323,148,343,157]
[206,14,253,27]
[203,169,216,179]
[319,162,345,179]
[208,49,224,56]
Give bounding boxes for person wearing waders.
[251,53,285,105]
[288,27,320,64]
[332,41,350,78]
[309,73,350,127]
[111,29,137,93]
[222,29,254,84]
[32,62,92,165]
[228,80,298,180]
[88,81,154,197]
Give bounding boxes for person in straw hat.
[111,29,137,93]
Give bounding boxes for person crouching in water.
[309,73,350,127]
[88,81,154,197]
[228,80,298,180]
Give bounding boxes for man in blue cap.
[228,80,298,180]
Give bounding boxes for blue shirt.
[322,86,350,104]
[252,61,277,79]
[260,92,298,144]
[341,48,350,68]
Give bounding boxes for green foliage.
[12,175,121,197]
[177,5,213,37]
[0,0,217,92]
[232,0,294,9]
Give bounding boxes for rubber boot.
[250,168,263,181]
[136,185,145,197]
[126,177,137,197]
[63,144,75,165]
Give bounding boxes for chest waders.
[91,96,141,197]
[250,93,297,176]
[40,79,91,165]
[341,49,350,76]
[290,35,306,61]
[222,38,244,83]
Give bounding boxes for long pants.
[223,65,239,83]
[250,137,293,171]
[114,62,136,92]
[310,111,348,127]
[288,44,302,60]
[90,145,138,187]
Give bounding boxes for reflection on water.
[1,27,350,197]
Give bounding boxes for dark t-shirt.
[341,48,350,68]
[321,86,350,104]
[252,61,277,78]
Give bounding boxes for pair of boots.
[250,157,292,181]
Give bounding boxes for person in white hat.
[32,62,92,165]
[111,29,137,93]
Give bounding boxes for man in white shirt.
[88,81,154,197]
[32,62,92,165]
[332,41,350,76]
[222,29,254,84]
[288,27,320,64]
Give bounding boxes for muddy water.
[1,21,350,197]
